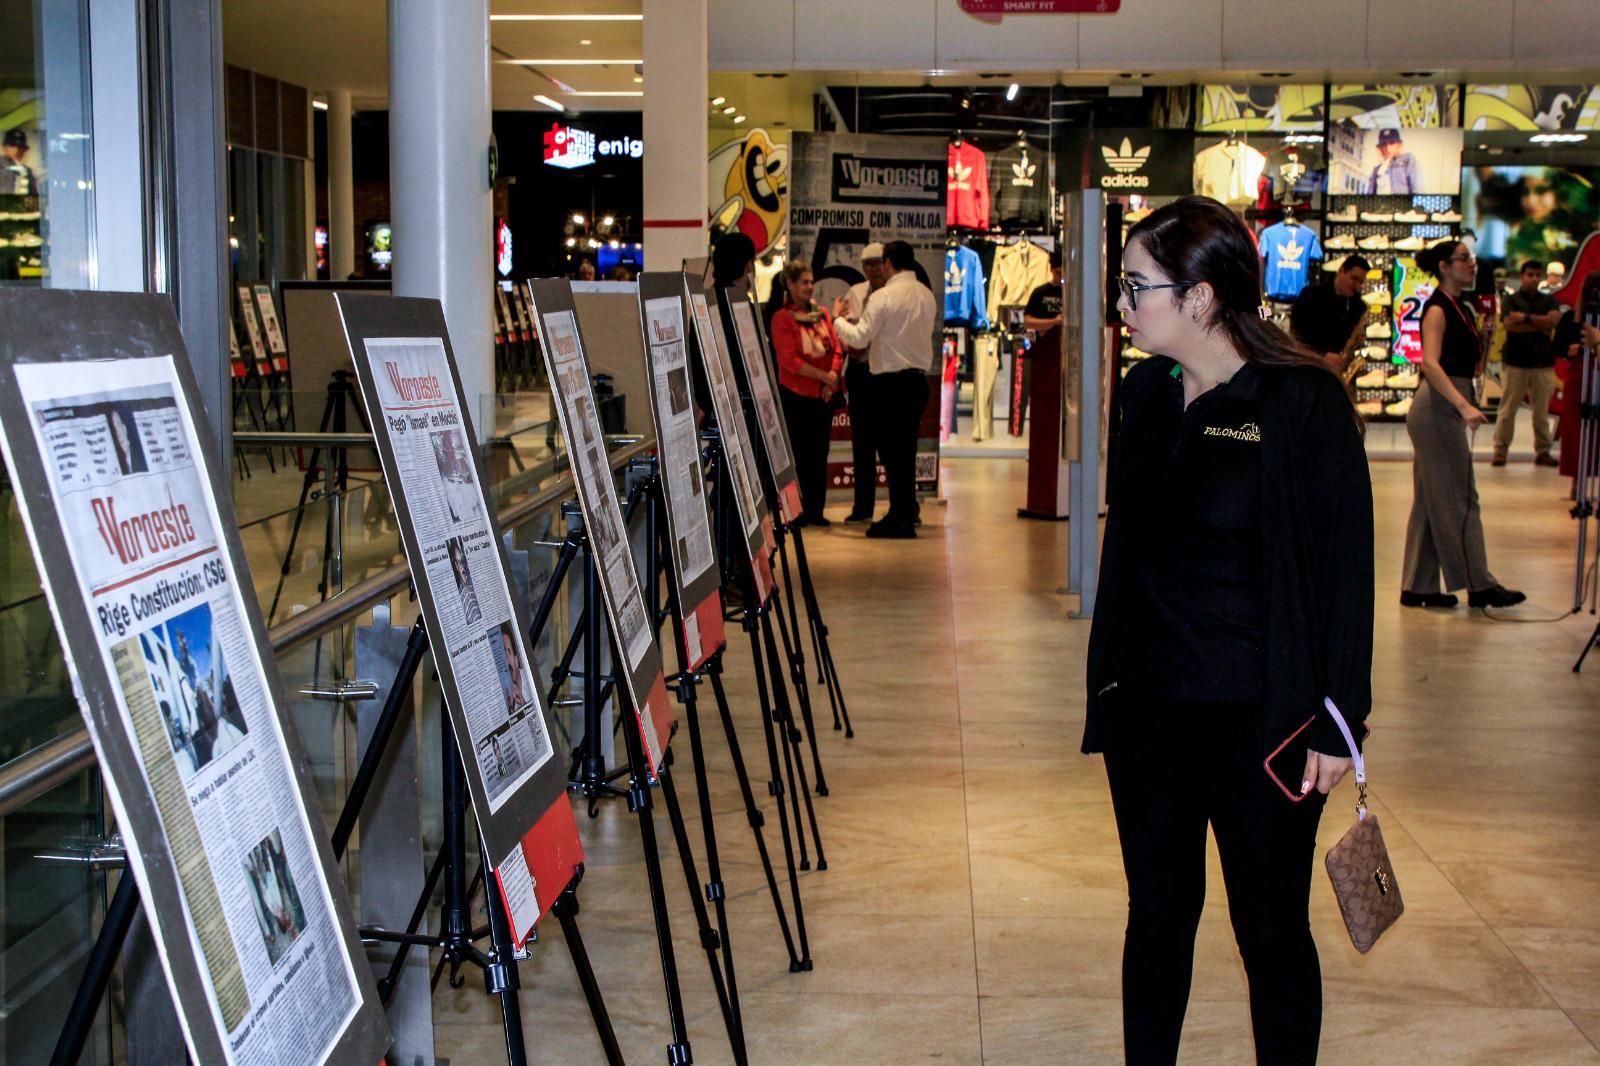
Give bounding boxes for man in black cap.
[1,129,36,197]
[1369,129,1418,195]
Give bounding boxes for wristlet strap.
[1323,697,1369,819]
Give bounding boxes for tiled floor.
[434,455,1600,1065]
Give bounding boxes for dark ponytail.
[1125,196,1331,374]
[1414,239,1462,279]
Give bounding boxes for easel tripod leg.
[791,528,852,736]
[552,871,626,1066]
[50,871,140,1066]
[771,585,829,796]
[747,618,814,969]
[762,611,826,871]
[754,613,809,869]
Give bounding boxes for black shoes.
[865,519,916,539]
[843,510,874,524]
[799,514,832,528]
[1401,591,1458,609]
[1468,585,1527,608]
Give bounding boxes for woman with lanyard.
[769,260,845,526]
[1401,240,1524,609]
[1085,197,1371,1064]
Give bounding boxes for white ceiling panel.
[1366,0,1512,69]
[793,0,937,71]
[933,0,1078,70]
[708,0,795,69]
[1512,0,1600,70]
[1221,0,1366,70]
[1077,0,1222,71]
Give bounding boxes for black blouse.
[1112,362,1264,703]
[1424,289,1481,379]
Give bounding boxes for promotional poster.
[1328,123,1463,196]
[725,296,805,522]
[0,289,388,1066]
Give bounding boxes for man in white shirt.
[832,240,935,538]
[841,243,886,522]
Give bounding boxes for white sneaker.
[1393,209,1428,223]
[11,233,42,248]
[1366,322,1393,339]
[1389,371,1420,390]
[1358,234,1392,250]
[1385,398,1412,416]
[1357,344,1390,361]
[1431,210,1462,223]
[1354,368,1388,389]
[1325,234,1357,250]
[1362,287,1392,306]
[1357,400,1384,416]
[1360,211,1394,223]
[1392,235,1425,251]
[1322,255,1348,272]
[1326,204,1358,222]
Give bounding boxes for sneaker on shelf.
[11,233,42,248]
[1360,211,1395,222]
[1389,371,1420,390]
[1366,322,1393,339]
[1431,209,1463,223]
[1362,287,1392,306]
[1356,400,1384,416]
[1357,234,1392,250]
[1385,397,1412,417]
[1326,204,1359,222]
[1393,209,1429,223]
[1393,235,1425,251]
[1354,367,1388,389]
[1322,254,1348,272]
[1357,344,1390,362]
[1325,234,1357,250]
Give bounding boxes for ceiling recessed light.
[312,99,329,111]
[490,14,643,21]
[572,213,585,225]
[1006,82,1020,101]
[733,115,746,124]
[722,106,736,114]
[602,215,615,227]
[580,39,592,45]
[502,59,643,66]
[711,96,726,106]
[633,77,642,84]
[533,94,565,112]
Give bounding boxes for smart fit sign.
[959,0,1120,11]
[543,122,644,170]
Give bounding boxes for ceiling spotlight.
[733,115,746,124]
[565,237,575,247]
[711,96,726,106]
[602,215,615,227]
[580,38,592,45]
[1006,83,1020,102]
[533,94,565,112]
[609,239,619,249]
[572,213,585,225]
[722,106,736,115]
[312,99,329,111]
[633,77,642,84]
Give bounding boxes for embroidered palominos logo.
[1203,422,1262,442]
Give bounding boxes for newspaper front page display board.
[525,278,676,777]
[686,283,777,605]
[721,293,805,524]
[0,290,390,1066]
[637,273,726,670]
[335,294,582,945]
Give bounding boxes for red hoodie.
[948,141,990,230]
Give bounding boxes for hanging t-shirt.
[944,244,989,328]
[948,141,991,230]
[1258,222,1323,300]
[1193,140,1268,205]
[988,139,1052,231]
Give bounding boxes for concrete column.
[642,0,708,269]
[328,89,355,281]
[389,0,495,433]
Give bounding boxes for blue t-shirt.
[944,245,988,328]
[1259,222,1322,300]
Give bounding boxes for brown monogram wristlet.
[1321,698,1403,954]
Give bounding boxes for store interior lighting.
[711,96,726,107]
[532,94,565,112]
[490,13,643,20]
[733,115,746,124]
[572,213,585,225]
[601,215,615,227]
[311,99,328,111]
[504,59,643,66]
[565,237,576,247]
[1006,83,1020,102]
[721,106,736,115]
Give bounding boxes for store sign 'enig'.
[543,122,643,169]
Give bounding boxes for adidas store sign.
[1070,129,1195,197]
[1099,138,1152,188]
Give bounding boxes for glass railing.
[0,379,647,1063]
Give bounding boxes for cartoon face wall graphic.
[709,128,789,257]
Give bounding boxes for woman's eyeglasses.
[1117,275,1187,311]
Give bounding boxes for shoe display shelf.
[0,193,44,281]
[1321,193,1460,260]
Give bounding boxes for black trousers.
[779,386,833,520]
[845,359,877,515]
[871,368,929,524]
[1102,688,1326,1066]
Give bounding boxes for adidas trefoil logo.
[1011,155,1037,188]
[949,160,972,190]
[1277,235,1305,269]
[1100,137,1151,188]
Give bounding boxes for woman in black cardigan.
[1084,197,1373,1066]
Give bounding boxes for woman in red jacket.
[770,260,845,525]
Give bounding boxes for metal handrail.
[0,436,655,818]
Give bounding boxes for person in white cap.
[841,242,887,522]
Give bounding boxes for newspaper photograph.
[363,337,554,813]
[728,298,796,475]
[643,296,716,590]
[541,311,656,673]
[689,292,765,540]
[11,358,361,1064]
[251,285,287,357]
